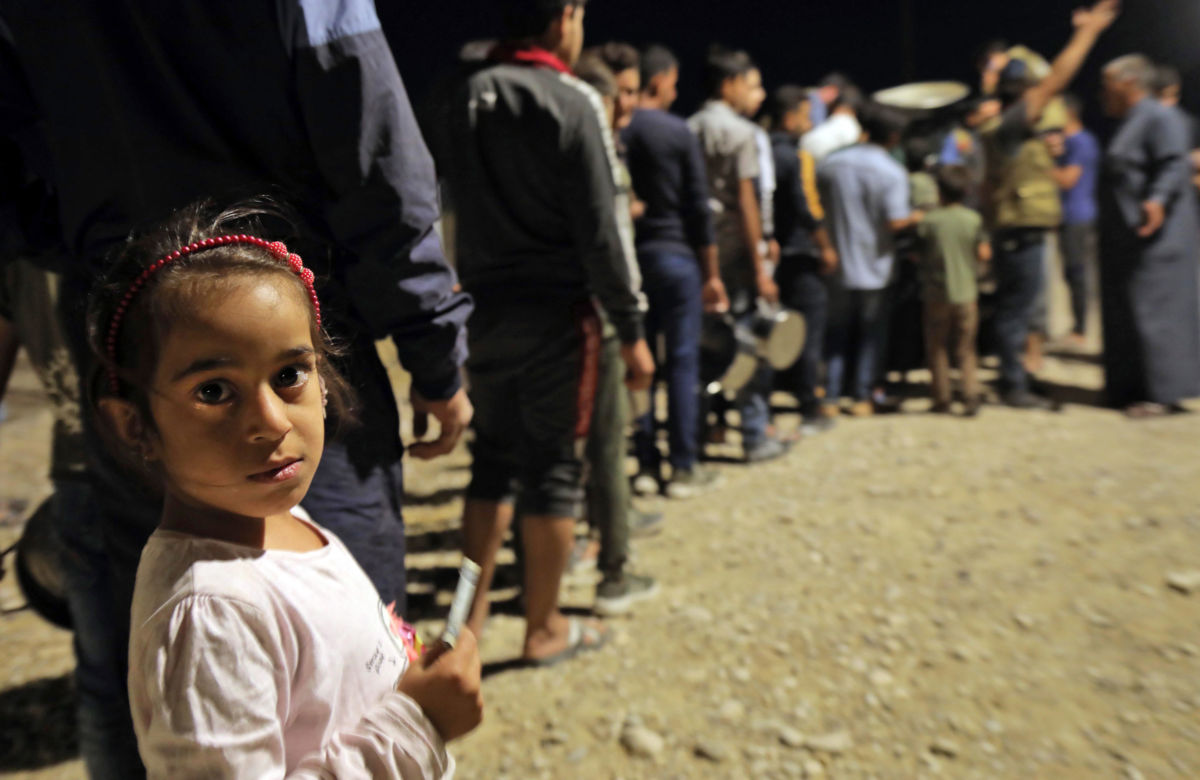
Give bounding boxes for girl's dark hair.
[88,199,356,479]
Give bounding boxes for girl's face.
[140,274,325,520]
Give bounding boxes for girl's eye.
[195,380,234,405]
[274,364,311,390]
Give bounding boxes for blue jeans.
[52,479,144,780]
[777,255,828,416]
[825,287,889,402]
[993,230,1047,395]
[634,249,703,472]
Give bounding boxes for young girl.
[90,202,482,778]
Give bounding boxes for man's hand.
[767,239,782,265]
[702,276,730,313]
[756,269,780,305]
[620,339,655,392]
[820,246,839,276]
[397,627,483,741]
[1137,199,1165,238]
[1073,0,1119,34]
[409,386,474,460]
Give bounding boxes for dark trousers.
[825,287,889,402]
[923,294,980,404]
[1060,221,1097,336]
[992,229,1047,395]
[586,330,629,577]
[633,249,702,473]
[776,254,828,416]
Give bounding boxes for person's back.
[818,143,908,290]
[623,107,710,257]
[919,204,985,304]
[443,57,642,329]
[688,98,760,267]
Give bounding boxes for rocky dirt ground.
[3,330,1200,779]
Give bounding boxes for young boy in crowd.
[917,165,992,417]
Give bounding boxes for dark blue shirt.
[620,108,715,257]
[1061,128,1100,225]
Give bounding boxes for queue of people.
[1,0,1198,777]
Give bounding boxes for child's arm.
[134,598,462,779]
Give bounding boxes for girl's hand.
[397,628,483,741]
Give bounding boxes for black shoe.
[929,402,953,414]
[962,397,982,418]
[629,508,665,538]
[665,466,721,499]
[1002,390,1058,411]
[594,572,660,616]
[744,437,789,463]
[800,414,836,435]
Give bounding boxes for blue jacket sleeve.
[281,0,472,400]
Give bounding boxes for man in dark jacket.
[769,85,840,433]
[0,1,472,774]
[623,44,727,499]
[435,0,653,664]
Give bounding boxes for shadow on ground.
[0,673,78,772]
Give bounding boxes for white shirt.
[801,112,863,164]
[128,513,452,779]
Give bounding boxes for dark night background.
[381,0,1200,132]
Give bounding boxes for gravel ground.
[3,337,1200,779]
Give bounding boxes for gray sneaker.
[629,508,664,538]
[632,471,660,497]
[665,466,721,499]
[594,572,660,616]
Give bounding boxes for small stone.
[732,667,752,683]
[805,730,854,754]
[620,725,664,759]
[681,605,715,622]
[1012,612,1035,630]
[566,747,588,764]
[1166,570,1200,594]
[802,758,826,777]
[694,739,730,762]
[778,726,806,748]
[1122,764,1146,780]
[869,668,894,687]
[718,700,746,722]
[930,737,960,758]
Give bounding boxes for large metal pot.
[700,302,807,397]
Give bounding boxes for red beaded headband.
[105,234,322,394]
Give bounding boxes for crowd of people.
[1,0,1198,777]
